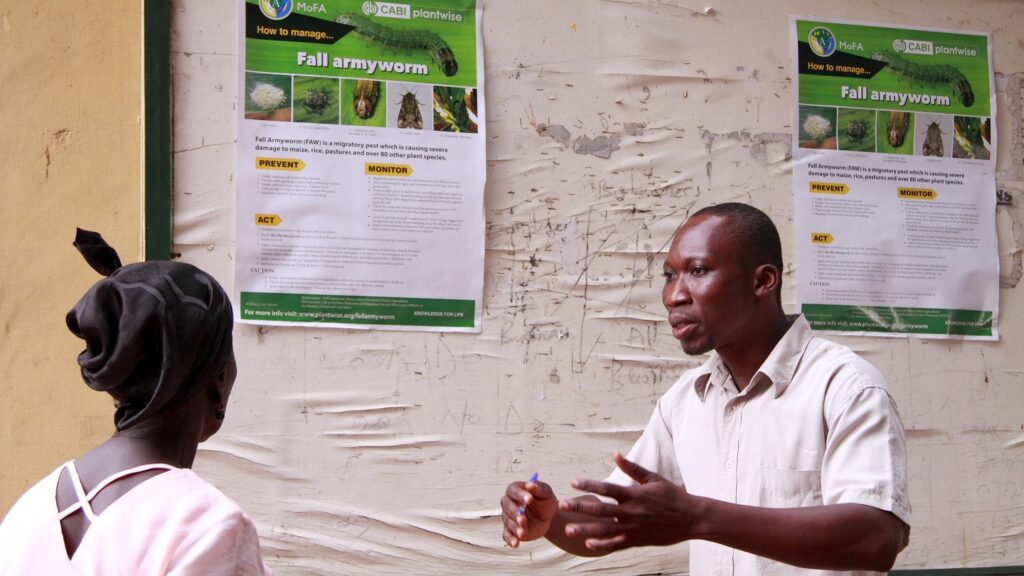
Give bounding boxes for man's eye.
[662,270,675,280]
[691,266,707,276]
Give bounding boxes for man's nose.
[664,278,691,307]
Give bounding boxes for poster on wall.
[791,18,998,339]
[235,0,484,332]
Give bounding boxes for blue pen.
[517,472,539,516]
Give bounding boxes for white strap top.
[56,461,177,522]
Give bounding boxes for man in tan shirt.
[501,203,910,575]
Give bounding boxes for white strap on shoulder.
[85,463,177,502]
[55,462,177,522]
[58,461,97,523]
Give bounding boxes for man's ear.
[752,264,781,299]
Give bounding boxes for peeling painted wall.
[171,1,1024,574]
[0,2,142,513]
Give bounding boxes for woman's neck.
[103,430,199,469]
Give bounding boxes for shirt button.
[724,459,733,469]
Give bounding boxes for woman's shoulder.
[133,467,250,518]
[1,465,65,523]
[60,468,268,575]
[138,469,270,574]
[0,466,68,571]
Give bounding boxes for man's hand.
[501,477,558,548]
[560,452,700,552]
[562,454,907,570]
[503,452,908,570]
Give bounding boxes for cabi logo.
[361,1,410,19]
[808,26,836,57]
[259,0,292,20]
[894,38,934,55]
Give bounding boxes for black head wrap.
[66,229,234,431]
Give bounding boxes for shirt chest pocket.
[758,466,823,508]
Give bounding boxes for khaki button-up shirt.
[607,316,910,575]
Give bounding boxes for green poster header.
[246,0,477,86]
[796,19,989,116]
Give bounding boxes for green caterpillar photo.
[953,116,990,159]
[871,50,974,107]
[336,12,458,77]
[353,79,380,119]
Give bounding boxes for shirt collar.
[692,354,724,401]
[756,314,814,398]
[691,314,814,401]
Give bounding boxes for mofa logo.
[808,26,836,57]
[259,0,293,20]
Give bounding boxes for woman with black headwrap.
[0,230,272,575]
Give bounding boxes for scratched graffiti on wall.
[171,1,1024,573]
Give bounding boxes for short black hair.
[689,202,784,300]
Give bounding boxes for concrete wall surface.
[4,0,1018,574]
[174,1,1023,574]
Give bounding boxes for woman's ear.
[211,370,229,420]
[752,264,781,299]
[210,353,237,420]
